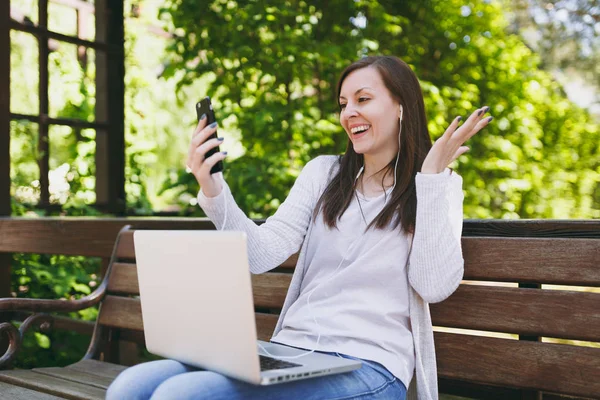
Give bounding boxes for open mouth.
[350,125,371,136]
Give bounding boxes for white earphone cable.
[242,108,402,360]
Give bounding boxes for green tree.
[162,0,599,219]
[8,0,206,367]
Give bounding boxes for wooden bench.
[0,219,598,399]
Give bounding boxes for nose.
[344,103,359,118]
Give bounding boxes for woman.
[107,55,492,400]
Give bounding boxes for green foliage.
[161,0,599,219]
[10,252,101,368]
[7,0,600,370]
[507,0,600,90]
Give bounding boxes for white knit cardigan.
[198,155,465,400]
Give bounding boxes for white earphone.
[256,103,406,360]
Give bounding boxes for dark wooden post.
[38,0,50,208]
[95,0,126,215]
[0,0,11,356]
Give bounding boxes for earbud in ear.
[399,105,404,121]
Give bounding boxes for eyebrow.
[339,86,374,100]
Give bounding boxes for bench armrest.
[0,278,108,369]
[0,285,105,313]
[0,225,131,369]
[0,313,54,369]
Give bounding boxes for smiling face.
[338,66,402,157]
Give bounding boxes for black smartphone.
[196,96,223,175]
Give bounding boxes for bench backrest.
[95,226,600,399]
[432,236,600,399]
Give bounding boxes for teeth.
[351,125,370,134]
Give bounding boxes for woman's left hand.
[421,106,493,174]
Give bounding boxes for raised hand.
[186,115,227,197]
[421,106,492,174]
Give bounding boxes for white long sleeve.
[409,168,465,303]
[197,157,329,274]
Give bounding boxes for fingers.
[450,146,470,162]
[191,146,226,177]
[450,106,492,142]
[193,114,209,138]
[468,106,490,124]
[192,122,218,148]
[199,151,227,176]
[465,115,493,141]
[440,116,462,141]
[187,122,219,167]
[189,137,223,171]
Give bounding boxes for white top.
[198,155,465,400]
[272,186,415,387]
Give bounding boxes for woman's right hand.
[186,115,227,198]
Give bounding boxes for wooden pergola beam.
[95,0,125,214]
[0,2,9,219]
[39,0,50,207]
[0,0,10,357]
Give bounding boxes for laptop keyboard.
[259,355,302,371]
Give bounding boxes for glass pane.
[48,1,95,39]
[48,42,96,120]
[10,0,39,26]
[48,126,97,206]
[10,120,40,207]
[10,31,39,115]
[48,2,78,37]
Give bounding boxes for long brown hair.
[314,56,432,234]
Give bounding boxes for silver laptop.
[133,230,362,385]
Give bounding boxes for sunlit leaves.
[160,0,599,219]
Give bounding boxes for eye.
[358,97,370,103]
[339,103,347,110]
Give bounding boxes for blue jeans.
[106,351,407,400]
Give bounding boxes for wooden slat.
[0,381,64,399]
[98,296,279,343]
[252,273,292,309]
[541,394,594,400]
[555,394,599,400]
[0,218,596,259]
[0,219,123,257]
[431,285,600,342]
[435,332,600,398]
[439,378,521,400]
[0,218,215,257]
[463,237,600,286]
[98,296,143,331]
[0,370,106,400]
[115,231,135,260]
[119,329,146,345]
[461,219,600,238]
[107,265,293,304]
[255,313,278,342]
[280,253,298,269]
[32,367,113,389]
[116,231,299,268]
[439,383,586,400]
[66,359,127,380]
[107,262,139,294]
[106,315,272,346]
